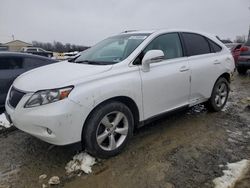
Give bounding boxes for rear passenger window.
[0,57,23,70]
[182,33,210,56]
[208,39,222,53]
[23,58,48,68]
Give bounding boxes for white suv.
[5,30,235,158]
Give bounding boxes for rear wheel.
[82,101,134,158]
[237,67,247,75]
[205,77,229,112]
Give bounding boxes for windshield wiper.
[68,55,80,62]
[74,60,112,65]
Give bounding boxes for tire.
[205,77,229,112]
[237,67,247,75]
[82,101,134,158]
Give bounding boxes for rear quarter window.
[208,39,222,53]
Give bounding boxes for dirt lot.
[0,73,249,188]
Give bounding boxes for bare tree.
[32,41,89,52]
[234,35,247,43]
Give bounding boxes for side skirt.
[138,105,189,128]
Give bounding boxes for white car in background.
[5,29,235,158]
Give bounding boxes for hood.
[13,61,112,92]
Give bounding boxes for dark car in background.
[21,47,53,58]
[237,43,250,74]
[0,52,58,108]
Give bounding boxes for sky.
[0,0,250,46]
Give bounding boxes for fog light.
[46,128,52,135]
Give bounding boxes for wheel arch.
[208,72,231,99]
[82,96,140,140]
[205,72,231,112]
[218,72,231,83]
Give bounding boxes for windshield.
[74,33,149,65]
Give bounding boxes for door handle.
[179,66,189,72]
[213,60,221,65]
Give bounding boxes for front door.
[139,33,190,119]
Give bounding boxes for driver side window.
[134,33,183,65]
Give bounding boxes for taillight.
[240,46,249,52]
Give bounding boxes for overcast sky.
[0,0,250,45]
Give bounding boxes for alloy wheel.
[96,111,129,151]
[214,82,228,107]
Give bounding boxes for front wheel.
[82,101,134,158]
[205,77,229,112]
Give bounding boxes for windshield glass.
[74,33,149,65]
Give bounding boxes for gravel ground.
[0,73,249,188]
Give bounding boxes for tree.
[31,40,89,52]
[234,35,246,43]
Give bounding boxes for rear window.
[182,33,210,56]
[0,57,23,70]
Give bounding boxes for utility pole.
[248,25,250,39]
[247,6,250,44]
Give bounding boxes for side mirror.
[141,50,164,72]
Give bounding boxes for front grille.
[8,87,26,108]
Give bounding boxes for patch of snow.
[39,174,47,180]
[0,113,11,128]
[65,152,96,174]
[222,102,232,112]
[213,159,250,188]
[48,176,60,185]
[193,104,206,113]
[227,138,238,144]
[187,104,206,115]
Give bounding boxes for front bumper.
[5,92,86,145]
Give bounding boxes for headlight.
[24,86,73,108]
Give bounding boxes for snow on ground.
[222,101,234,112]
[0,113,11,128]
[213,159,250,188]
[187,104,207,115]
[65,152,96,174]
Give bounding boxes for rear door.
[0,56,25,106]
[181,32,222,105]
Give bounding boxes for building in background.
[0,43,8,51]
[2,40,32,51]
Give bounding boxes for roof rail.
[120,30,138,34]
